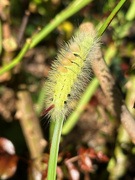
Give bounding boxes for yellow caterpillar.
[44,22,100,121]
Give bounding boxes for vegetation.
[0,0,135,179]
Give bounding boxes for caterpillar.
[44,22,100,121]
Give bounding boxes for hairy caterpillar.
[44,22,100,120]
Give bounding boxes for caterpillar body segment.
[44,23,100,121]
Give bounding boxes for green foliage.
[0,0,135,179]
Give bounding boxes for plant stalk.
[47,116,64,180]
[98,0,127,37]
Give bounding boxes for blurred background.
[0,0,135,179]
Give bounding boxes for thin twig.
[0,19,2,54]
[91,47,135,143]
[17,10,30,45]
[108,69,135,179]
[16,90,47,171]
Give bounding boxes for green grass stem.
[0,0,92,76]
[97,0,127,37]
[30,0,93,49]
[47,116,64,180]
[0,39,31,75]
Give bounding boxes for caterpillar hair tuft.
[44,22,100,121]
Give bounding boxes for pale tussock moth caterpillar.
[44,22,100,121]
